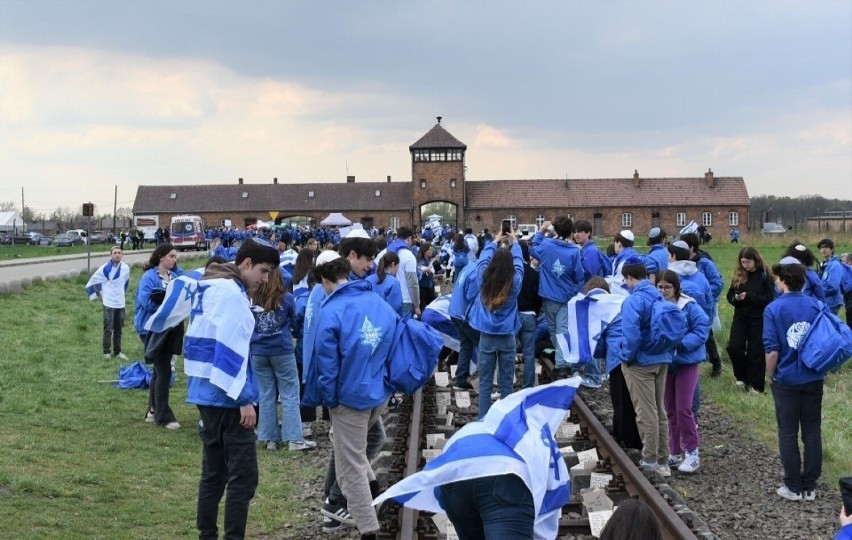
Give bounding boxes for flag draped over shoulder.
[182,278,255,399]
[421,295,460,351]
[373,377,581,540]
[557,291,625,365]
[85,261,130,300]
[143,273,201,334]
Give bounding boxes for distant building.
[132,118,751,238]
[805,209,852,233]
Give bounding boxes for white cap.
[346,228,371,239]
[619,230,635,242]
[672,240,690,250]
[316,250,341,266]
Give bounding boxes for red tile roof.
[132,182,412,214]
[465,177,749,209]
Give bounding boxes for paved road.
[0,249,158,282]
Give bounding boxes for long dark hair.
[481,247,514,311]
[732,246,771,288]
[376,251,399,285]
[292,247,315,286]
[453,233,465,251]
[144,243,175,271]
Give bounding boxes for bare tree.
[0,201,17,212]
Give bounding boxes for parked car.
[89,231,109,244]
[55,233,85,247]
[67,229,88,244]
[38,235,54,246]
[26,232,49,245]
[1,233,11,245]
[761,222,787,235]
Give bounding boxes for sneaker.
[803,490,816,501]
[678,450,700,473]
[164,421,181,430]
[776,485,802,501]
[735,381,745,389]
[639,460,658,471]
[115,352,129,360]
[321,498,355,525]
[656,464,672,477]
[302,422,313,438]
[667,454,684,467]
[452,380,473,390]
[288,440,317,451]
[103,353,111,360]
[322,515,351,533]
[144,410,155,423]
[266,441,278,451]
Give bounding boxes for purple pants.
[664,364,700,455]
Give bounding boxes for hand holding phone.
[501,219,512,234]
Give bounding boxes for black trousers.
[141,334,177,425]
[726,316,765,391]
[706,329,721,369]
[197,406,258,540]
[609,364,642,450]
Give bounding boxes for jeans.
[727,315,765,391]
[477,332,516,419]
[578,357,602,388]
[325,416,386,503]
[517,312,537,388]
[452,318,480,385]
[250,353,302,443]
[401,302,414,318]
[437,474,535,540]
[542,298,570,368]
[664,364,700,455]
[141,334,177,426]
[102,306,125,355]
[772,379,823,493]
[196,406,258,540]
[622,362,669,465]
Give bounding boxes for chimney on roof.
[633,169,640,188]
[705,168,714,188]
[437,116,442,124]
[387,175,391,183]
[347,175,355,183]
[273,177,278,184]
[238,177,244,185]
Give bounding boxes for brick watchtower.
[409,117,466,227]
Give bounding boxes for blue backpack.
[646,299,687,355]
[386,316,443,394]
[798,304,852,373]
[597,249,613,277]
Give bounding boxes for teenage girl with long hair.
[725,246,775,392]
[468,229,525,418]
[366,251,403,314]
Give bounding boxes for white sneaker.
[667,454,684,467]
[288,440,317,451]
[735,380,745,389]
[803,490,816,501]
[678,450,700,473]
[656,464,672,477]
[776,485,802,501]
[103,353,111,360]
[115,352,129,360]
[265,441,278,451]
[164,421,181,430]
[144,411,155,423]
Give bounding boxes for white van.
[67,229,88,244]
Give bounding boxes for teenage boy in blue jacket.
[184,238,280,540]
[619,257,674,477]
[307,255,398,540]
[645,227,669,283]
[680,232,724,377]
[530,215,584,379]
[818,238,844,314]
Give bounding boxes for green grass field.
[0,238,849,538]
[0,244,112,260]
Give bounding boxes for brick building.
[132,118,750,238]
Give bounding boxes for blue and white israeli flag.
[373,377,581,540]
[558,290,624,365]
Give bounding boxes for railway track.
[377,355,716,540]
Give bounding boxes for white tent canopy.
[0,211,27,232]
[320,212,352,226]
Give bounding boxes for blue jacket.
[672,297,709,365]
[530,233,584,302]
[249,293,296,356]
[468,242,524,335]
[187,371,258,408]
[580,241,606,280]
[292,285,311,363]
[619,280,673,366]
[762,292,824,386]
[134,268,177,335]
[366,273,404,315]
[695,256,724,300]
[820,256,843,309]
[448,262,479,320]
[668,260,714,320]
[779,269,825,301]
[835,524,852,540]
[595,313,624,375]
[645,244,669,277]
[306,279,397,410]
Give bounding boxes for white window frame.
[535,213,545,227]
[621,212,632,228]
[375,189,381,197]
[729,211,739,226]
[506,215,517,228]
[390,216,400,230]
[702,212,712,226]
[676,212,686,227]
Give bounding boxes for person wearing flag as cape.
[373,378,580,540]
[85,246,131,360]
[183,238,280,540]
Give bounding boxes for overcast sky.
[1,0,850,217]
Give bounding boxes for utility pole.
[21,187,25,232]
[113,185,118,234]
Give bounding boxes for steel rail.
[397,387,423,540]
